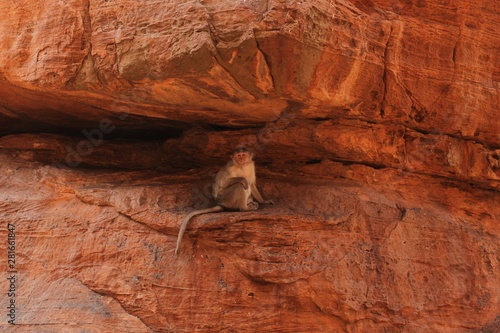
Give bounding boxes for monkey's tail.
[175,205,224,255]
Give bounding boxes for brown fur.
[175,149,272,255]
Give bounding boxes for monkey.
[175,147,273,255]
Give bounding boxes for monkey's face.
[232,152,251,167]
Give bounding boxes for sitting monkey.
[175,147,273,254]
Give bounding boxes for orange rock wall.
[0,0,498,143]
[0,142,498,332]
[0,0,498,332]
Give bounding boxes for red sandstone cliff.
[0,1,498,332]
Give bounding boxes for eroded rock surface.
[0,0,498,332]
[0,135,499,332]
[0,0,498,143]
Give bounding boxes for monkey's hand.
[264,199,274,205]
[240,178,249,190]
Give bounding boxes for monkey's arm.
[224,177,249,190]
[213,165,231,199]
[250,183,273,205]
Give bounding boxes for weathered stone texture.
[0,0,498,332]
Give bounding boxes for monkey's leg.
[218,183,249,210]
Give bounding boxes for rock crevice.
[0,0,498,332]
